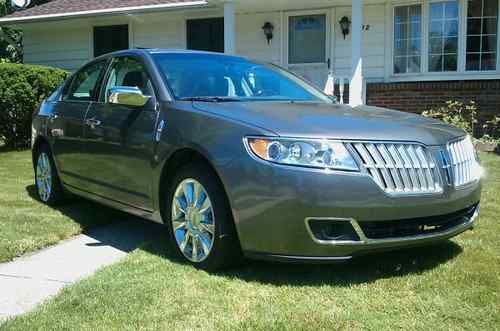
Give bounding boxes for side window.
[63,61,107,101]
[101,56,155,103]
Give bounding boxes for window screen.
[288,15,326,64]
[394,5,422,74]
[428,1,459,72]
[466,0,498,71]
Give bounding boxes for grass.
[0,150,121,263]
[1,152,500,330]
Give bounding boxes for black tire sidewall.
[164,163,241,271]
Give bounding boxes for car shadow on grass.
[146,238,463,286]
[25,185,165,254]
[26,184,464,286]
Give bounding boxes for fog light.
[307,219,360,242]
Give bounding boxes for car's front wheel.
[165,163,241,271]
[34,145,65,205]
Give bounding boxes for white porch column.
[223,1,236,54]
[349,0,364,107]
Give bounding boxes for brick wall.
[366,80,500,124]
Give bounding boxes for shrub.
[422,100,478,137]
[422,100,500,144]
[481,116,500,143]
[0,63,69,148]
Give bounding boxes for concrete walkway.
[0,220,162,321]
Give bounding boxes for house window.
[394,5,422,74]
[466,0,498,70]
[429,1,459,72]
[93,25,129,58]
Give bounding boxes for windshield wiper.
[179,96,243,103]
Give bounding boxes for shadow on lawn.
[148,240,463,287]
[26,184,464,287]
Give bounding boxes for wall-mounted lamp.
[262,22,274,44]
[339,16,351,39]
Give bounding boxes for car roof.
[95,48,247,62]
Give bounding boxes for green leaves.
[0,63,69,148]
[422,100,499,143]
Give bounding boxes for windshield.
[152,53,332,103]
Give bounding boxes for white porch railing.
[324,73,350,105]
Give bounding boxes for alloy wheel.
[36,152,52,202]
[171,178,216,263]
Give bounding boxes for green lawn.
[1,152,500,330]
[0,150,121,263]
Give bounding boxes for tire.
[165,163,242,271]
[34,144,66,206]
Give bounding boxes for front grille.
[348,142,442,195]
[447,136,477,187]
[358,204,478,239]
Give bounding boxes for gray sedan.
[31,49,482,271]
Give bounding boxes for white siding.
[23,23,90,71]
[235,12,282,64]
[132,13,186,49]
[334,4,386,80]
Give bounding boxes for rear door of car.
[49,59,109,189]
[81,55,159,211]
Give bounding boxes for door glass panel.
[63,61,107,102]
[289,15,326,64]
[102,57,155,105]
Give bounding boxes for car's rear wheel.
[165,163,241,271]
[35,145,65,205]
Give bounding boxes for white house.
[0,0,498,116]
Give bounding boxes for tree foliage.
[0,0,52,62]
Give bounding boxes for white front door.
[285,10,332,89]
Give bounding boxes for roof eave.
[0,0,210,25]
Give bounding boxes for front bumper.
[221,155,482,261]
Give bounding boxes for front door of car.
[82,56,158,210]
[49,59,108,189]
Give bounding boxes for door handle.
[85,118,102,128]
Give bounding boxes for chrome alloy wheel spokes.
[36,153,52,202]
[171,179,215,263]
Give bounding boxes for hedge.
[0,63,69,149]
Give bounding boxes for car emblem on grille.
[439,150,452,185]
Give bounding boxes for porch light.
[339,16,351,39]
[262,22,274,44]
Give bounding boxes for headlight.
[245,137,359,171]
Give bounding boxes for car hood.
[192,101,465,146]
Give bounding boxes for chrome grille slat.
[378,144,404,191]
[447,137,477,187]
[349,142,442,195]
[389,144,413,191]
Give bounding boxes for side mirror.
[108,86,151,107]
